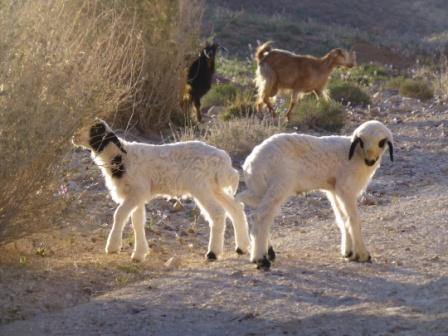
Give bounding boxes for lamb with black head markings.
[72,119,250,262]
[237,120,393,270]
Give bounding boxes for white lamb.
[237,120,394,269]
[72,119,250,262]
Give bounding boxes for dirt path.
[1,96,448,335]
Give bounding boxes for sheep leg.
[286,91,299,122]
[105,198,138,255]
[326,192,352,258]
[337,194,371,262]
[193,192,226,260]
[251,185,289,269]
[213,188,251,255]
[130,203,150,262]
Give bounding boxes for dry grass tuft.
[173,118,285,159]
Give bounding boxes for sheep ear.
[348,137,360,160]
[110,134,127,154]
[387,141,394,162]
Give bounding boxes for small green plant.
[385,76,407,89]
[115,274,131,287]
[399,79,434,101]
[328,80,371,106]
[19,256,28,266]
[35,247,47,257]
[290,97,346,131]
[116,264,141,274]
[202,83,239,107]
[350,64,390,85]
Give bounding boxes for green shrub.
[328,80,371,106]
[384,76,407,89]
[290,97,346,131]
[220,91,257,121]
[202,83,239,107]
[333,64,391,86]
[399,79,434,101]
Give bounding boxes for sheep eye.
[378,139,387,148]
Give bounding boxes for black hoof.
[206,251,217,261]
[343,251,353,258]
[235,247,245,255]
[267,246,276,261]
[351,253,372,263]
[256,256,271,270]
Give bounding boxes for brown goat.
[254,42,356,121]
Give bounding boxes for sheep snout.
[364,159,377,166]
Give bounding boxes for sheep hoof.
[267,246,276,261]
[235,247,245,255]
[343,251,353,258]
[256,256,271,270]
[206,251,217,261]
[350,252,371,263]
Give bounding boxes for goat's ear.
[348,136,361,160]
[387,140,394,162]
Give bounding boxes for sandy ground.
[1,92,447,335]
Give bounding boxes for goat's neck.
[320,54,339,74]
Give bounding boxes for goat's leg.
[193,191,226,260]
[315,89,330,101]
[336,192,371,262]
[326,192,352,258]
[193,97,202,122]
[264,97,276,118]
[106,198,138,254]
[251,184,290,269]
[212,188,250,255]
[286,91,300,122]
[130,203,150,262]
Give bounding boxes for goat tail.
[255,41,273,64]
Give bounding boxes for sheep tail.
[217,166,240,196]
[255,41,273,64]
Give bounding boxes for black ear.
[110,134,127,154]
[387,141,394,162]
[348,136,361,160]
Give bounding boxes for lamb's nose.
[364,159,376,166]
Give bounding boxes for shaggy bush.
[329,80,371,106]
[399,79,434,101]
[289,97,346,131]
[0,0,202,241]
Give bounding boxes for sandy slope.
[1,94,447,335]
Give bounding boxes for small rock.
[164,256,180,269]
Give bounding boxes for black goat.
[185,42,219,122]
